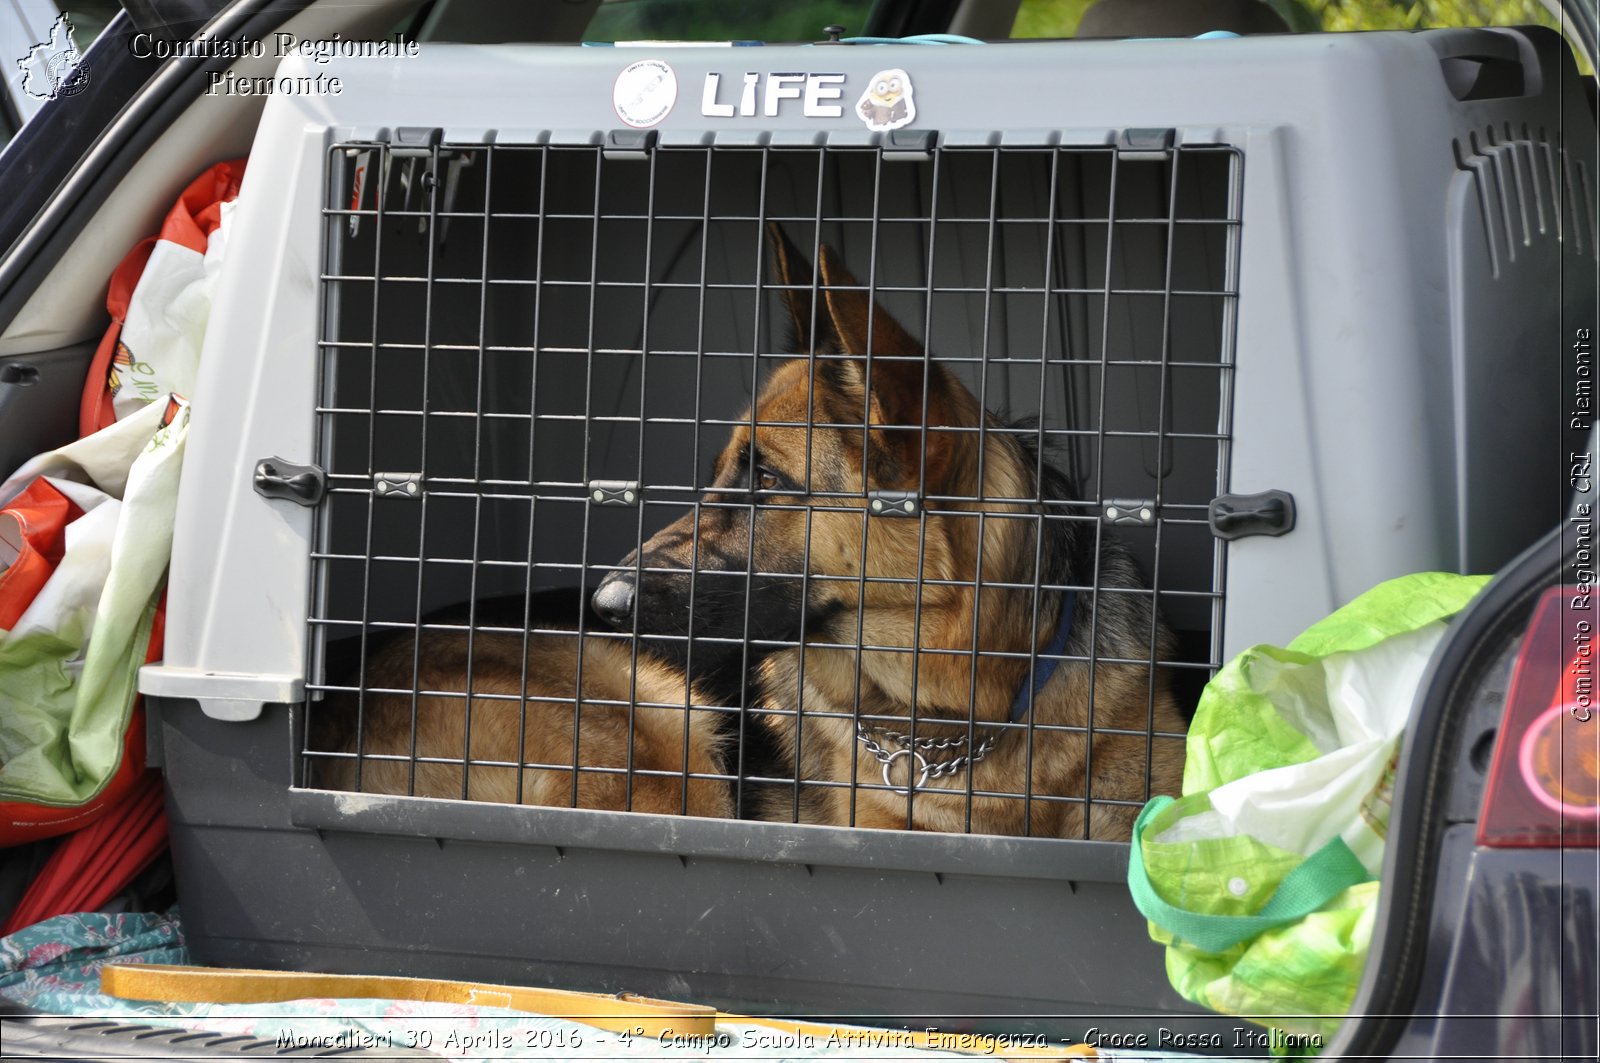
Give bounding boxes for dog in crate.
[591,228,1187,839]
[313,615,732,818]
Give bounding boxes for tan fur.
[319,632,731,818]
[758,652,1186,839]
[637,236,1186,838]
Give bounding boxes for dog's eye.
[755,466,781,492]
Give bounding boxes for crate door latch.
[1103,499,1156,527]
[1209,490,1296,540]
[374,472,424,500]
[868,490,920,517]
[589,480,641,506]
[253,457,326,506]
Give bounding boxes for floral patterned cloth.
[0,909,189,1013]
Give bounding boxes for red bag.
[0,773,168,935]
[79,159,246,436]
[0,159,241,898]
[0,479,82,630]
[0,477,164,843]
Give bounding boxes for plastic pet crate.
[142,28,1596,1035]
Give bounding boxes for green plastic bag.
[1128,572,1490,1054]
[0,397,187,808]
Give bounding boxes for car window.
[583,0,880,42]
[1015,0,1578,44]
[1291,0,1570,34]
[1,1,126,152]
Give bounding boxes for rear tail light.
[1477,585,1600,847]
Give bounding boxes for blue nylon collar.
[1008,590,1076,724]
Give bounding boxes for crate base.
[154,698,1255,1045]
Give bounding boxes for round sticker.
[1519,702,1600,819]
[613,59,677,129]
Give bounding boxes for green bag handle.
[1127,796,1375,955]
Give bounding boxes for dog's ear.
[816,244,923,363]
[816,244,930,427]
[768,223,822,354]
[814,245,950,486]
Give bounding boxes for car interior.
[0,0,1593,1057]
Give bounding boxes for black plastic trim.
[1327,525,1563,1060]
[865,0,964,38]
[122,0,231,35]
[0,11,156,245]
[1546,0,1598,74]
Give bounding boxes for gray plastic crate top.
[138,29,1591,719]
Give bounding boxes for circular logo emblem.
[1520,703,1600,819]
[613,59,677,129]
[49,52,90,98]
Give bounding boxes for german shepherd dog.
[592,229,1187,839]
[315,619,731,818]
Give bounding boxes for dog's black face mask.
[591,511,833,694]
[591,224,921,692]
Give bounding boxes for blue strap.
[1010,590,1075,723]
[837,34,986,46]
[1118,31,1244,41]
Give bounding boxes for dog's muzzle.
[591,573,637,626]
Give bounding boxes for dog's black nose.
[591,574,637,627]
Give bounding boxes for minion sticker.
[856,69,915,132]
